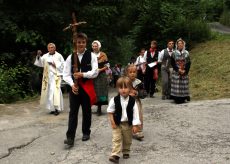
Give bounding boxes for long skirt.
[171,71,190,103]
[93,72,108,105]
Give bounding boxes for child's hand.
[129,92,136,97]
[132,126,139,134]
[111,123,117,129]
[139,124,143,130]
[130,89,137,97]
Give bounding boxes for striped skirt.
[93,72,109,105]
[171,71,190,98]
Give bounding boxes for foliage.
[226,0,230,8]
[201,0,224,21]
[220,9,230,26]
[115,37,135,66]
[0,0,223,103]
[130,0,211,51]
[0,62,30,103]
[219,0,230,26]
[15,30,46,46]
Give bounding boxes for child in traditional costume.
[107,76,140,163]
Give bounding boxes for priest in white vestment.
[34,43,64,115]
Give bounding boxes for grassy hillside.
[190,34,230,100]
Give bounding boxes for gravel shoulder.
[0,89,230,164]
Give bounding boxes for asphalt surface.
[0,88,230,164]
[209,22,230,34]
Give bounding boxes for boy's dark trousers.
[144,67,156,95]
[161,66,171,97]
[66,86,91,140]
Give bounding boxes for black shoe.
[186,96,191,101]
[54,109,59,116]
[64,138,74,146]
[82,134,90,141]
[166,95,172,99]
[175,98,185,104]
[150,94,154,98]
[50,111,55,114]
[123,154,130,159]
[109,155,120,163]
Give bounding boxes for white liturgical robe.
[34,51,64,111]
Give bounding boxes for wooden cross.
[63,12,87,94]
[63,12,86,32]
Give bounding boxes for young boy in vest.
[63,33,98,147]
[107,76,141,163]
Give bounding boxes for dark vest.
[162,49,172,68]
[71,50,92,82]
[146,50,159,74]
[113,95,135,126]
[146,50,158,65]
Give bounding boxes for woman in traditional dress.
[92,40,110,115]
[170,38,191,104]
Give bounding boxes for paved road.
[209,22,230,34]
[0,88,230,164]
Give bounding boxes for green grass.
[189,33,230,100]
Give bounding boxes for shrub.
[220,9,230,27]
[0,62,30,103]
[188,19,211,42]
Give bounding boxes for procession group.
[34,33,191,163]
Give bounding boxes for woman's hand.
[179,69,185,75]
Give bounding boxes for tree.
[0,0,214,102]
[130,0,211,51]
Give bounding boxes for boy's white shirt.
[63,50,98,87]
[107,95,141,126]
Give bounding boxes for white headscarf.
[92,40,101,49]
[175,38,186,51]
